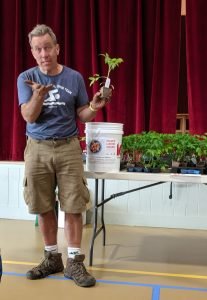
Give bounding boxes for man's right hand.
[21,80,53,123]
[25,80,53,97]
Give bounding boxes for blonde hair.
[28,24,57,45]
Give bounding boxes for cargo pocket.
[23,177,30,206]
[82,177,91,207]
[24,138,31,160]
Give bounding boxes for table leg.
[89,179,106,265]
[101,179,106,246]
[89,179,99,266]
[169,182,173,199]
[89,180,165,265]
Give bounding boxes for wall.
[0,162,34,221]
[1,162,207,230]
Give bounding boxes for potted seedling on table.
[89,53,124,98]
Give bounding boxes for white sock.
[67,247,81,259]
[45,244,58,253]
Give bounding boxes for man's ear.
[56,44,60,55]
[31,48,36,59]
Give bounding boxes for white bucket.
[85,122,124,172]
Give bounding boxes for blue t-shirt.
[17,66,89,139]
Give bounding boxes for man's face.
[31,33,60,74]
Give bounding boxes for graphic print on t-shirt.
[43,89,65,107]
[43,84,73,108]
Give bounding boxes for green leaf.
[89,53,124,87]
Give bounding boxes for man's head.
[28,24,57,46]
[29,24,60,75]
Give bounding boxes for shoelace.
[71,262,89,279]
[31,257,51,273]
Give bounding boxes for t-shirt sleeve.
[17,73,32,106]
[76,73,89,108]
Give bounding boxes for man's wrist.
[89,102,98,112]
[33,89,44,98]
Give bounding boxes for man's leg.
[64,212,96,287]
[64,212,82,247]
[26,210,64,280]
[38,210,58,245]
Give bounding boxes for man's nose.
[40,48,48,56]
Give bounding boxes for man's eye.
[34,48,41,53]
[33,46,52,53]
[44,47,52,51]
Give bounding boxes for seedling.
[89,53,123,98]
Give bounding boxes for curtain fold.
[149,0,181,132]
[0,0,182,160]
[186,0,207,134]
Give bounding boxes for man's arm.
[77,91,111,122]
[21,80,52,123]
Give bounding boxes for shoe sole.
[27,268,64,280]
[64,273,96,287]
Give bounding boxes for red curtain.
[0,0,181,161]
[148,0,181,132]
[186,0,207,134]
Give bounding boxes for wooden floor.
[1,219,207,300]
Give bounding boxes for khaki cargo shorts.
[23,137,90,214]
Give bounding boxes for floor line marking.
[3,260,207,280]
[3,260,36,266]
[3,271,207,293]
[89,266,207,280]
[152,286,160,300]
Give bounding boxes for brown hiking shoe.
[64,254,96,287]
[26,251,64,280]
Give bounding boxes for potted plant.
[122,132,170,173]
[138,132,170,173]
[89,52,124,98]
[122,132,207,174]
[168,133,199,168]
[122,134,144,171]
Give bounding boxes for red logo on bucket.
[117,143,122,156]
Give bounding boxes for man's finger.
[46,84,53,89]
[24,80,34,85]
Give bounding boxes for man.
[17,24,110,287]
